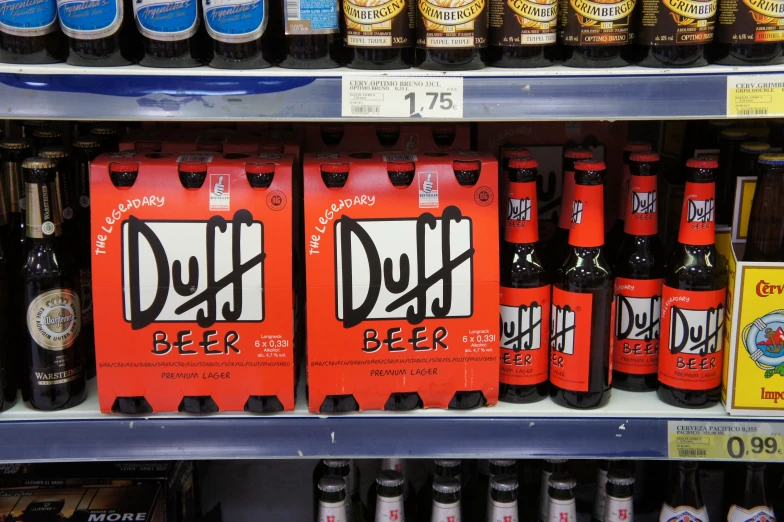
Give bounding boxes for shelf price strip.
[667,420,784,461]
[341,76,464,119]
[727,74,784,118]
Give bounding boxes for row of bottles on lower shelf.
[312,459,781,522]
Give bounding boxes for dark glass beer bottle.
[0,172,17,411]
[744,153,784,262]
[726,464,775,522]
[637,0,716,67]
[317,477,350,522]
[545,147,593,280]
[0,0,66,64]
[606,141,653,261]
[499,147,530,236]
[322,460,367,522]
[559,0,633,68]
[603,470,634,522]
[90,125,121,153]
[591,461,612,522]
[373,471,407,522]
[0,139,33,265]
[21,121,48,139]
[368,460,416,521]
[204,0,272,68]
[21,157,86,411]
[488,0,556,68]
[717,128,750,226]
[546,473,577,522]
[415,0,488,70]
[58,0,140,66]
[489,475,520,522]
[738,142,770,179]
[278,0,341,68]
[539,459,568,522]
[134,0,210,67]
[715,0,784,66]
[500,158,549,404]
[660,462,707,522]
[430,477,462,522]
[612,152,666,393]
[31,128,64,152]
[657,158,728,409]
[550,159,613,410]
[343,0,414,68]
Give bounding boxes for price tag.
[668,421,784,461]
[727,75,784,117]
[342,76,464,119]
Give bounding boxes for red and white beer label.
[677,182,715,246]
[604,495,633,522]
[505,179,539,244]
[727,505,776,522]
[569,184,604,248]
[500,285,550,386]
[658,505,707,522]
[488,500,519,522]
[624,174,658,236]
[318,499,348,522]
[613,277,664,375]
[550,287,592,392]
[558,170,577,230]
[432,501,462,522]
[658,287,726,390]
[377,496,405,522]
[547,498,576,522]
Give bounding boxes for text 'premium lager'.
[343,0,415,68]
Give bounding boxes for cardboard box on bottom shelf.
[304,152,499,412]
[91,152,296,413]
[304,123,471,153]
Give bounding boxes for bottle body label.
[489,500,519,522]
[559,0,634,46]
[284,0,339,34]
[344,0,413,48]
[638,0,716,45]
[550,286,593,392]
[56,0,122,40]
[727,506,775,522]
[432,501,461,522]
[604,496,633,522]
[133,0,199,41]
[0,0,58,37]
[658,287,725,390]
[505,179,539,243]
[613,277,663,375]
[624,174,658,236]
[319,499,348,522]
[548,498,577,522]
[659,505,707,522]
[500,284,550,386]
[592,468,608,521]
[416,0,488,48]
[489,0,557,46]
[376,495,405,522]
[716,0,784,43]
[27,288,84,387]
[203,0,266,43]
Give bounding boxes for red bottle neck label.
[558,170,576,230]
[505,180,539,244]
[677,182,716,246]
[624,175,658,236]
[618,164,631,221]
[500,285,550,386]
[568,184,605,248]
[549,286,593,393]
[612,277,664,375]
[658,286,726,391]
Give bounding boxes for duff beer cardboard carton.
[304,152,499,412]
[91,152,295,413]
[304,124,471,153]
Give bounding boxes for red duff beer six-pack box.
[90,151,296,413]
[303,152,500,412]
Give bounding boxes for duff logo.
[619,510,628,521]
[122,210,265,329]
[615,295,661,341]
[550,304,576,355]
[501,302,543,351]
[757,280,784,298]
[687,198,715,223]
[632,190,657,214]
[507,197,532,221]
[571,200,583,224]
[390,511,399,521]
[335,206,474,328]
[668,305,725,356]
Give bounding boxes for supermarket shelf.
[0,380,780,462]
[0,63,781,121]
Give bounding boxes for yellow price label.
[668,421,784,460]
[727,75,784,117]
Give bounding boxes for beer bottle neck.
[381,459,405,474]
[3,160,23,214]
[431,496,460,522]
[505,179,538,244]
[668,466,703,509]
[25,180,62,239]
[318,496,349,522]
[623,173,658,236]
[678,180,716,246]
[568,183,604,248]
[488,497,518,522]
[375,492,405,522]
[742,465,768,508]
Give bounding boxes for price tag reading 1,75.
[667,421,784,461]
[342,76,464,119]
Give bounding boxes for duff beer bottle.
[278,0,341,68]
[135,0,210,67]
[429,477,462,522]
[416,0,488,70]
[539,459,568,522]
[657,158,728,409]
[58,0,140,65]
[500,158,549,404]
[744,153,784,262]
[499,147,530,235]
[367,460,416,521]
[21,157,86,411]
[716,128,750,226]
[545,147,593,280]
[726,464,775,522]
[546,473,577,522]
[612,152,666,393]
[488,475,520,522]
[204,0,272,68]
[660,462,708,522]
[603,470,634,522]
[373,471,407,522]
[0,0,67,64]
[550,159,613,410]
[318,477,351,522]
[606,141,653,261]
[0,139,33,265]
[343,0,414,68]
[637,0,716,68]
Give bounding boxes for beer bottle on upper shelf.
[545,147,593,281]
[546,473,577,522]
[343,0,414,69]
[0,0,66,64]
[278,0,341,68]
[429,477,462,522]
[559,0,633,68]
[714,0,784,66]
[31,128,64,152]
[57,0,140,66]
[660,462,707,522]
[606,141,653,261]
[500,158,549,404]
[744,153,784,262]
[21,157,86,411]
[550,159,613,410]
[367,460,416,521]
[415,0,488,70]
[716,128,750,226]
[373,471,407,522]
[657,158,728,409]
[134,0,210,67]
[0,171,17,412]
[726,464,775,522]
[488,0,556,68]
[637,0,716,68]
[488,475,520,522]
[612,152,665,393]
[90,125,121,153]
[0,139,33,264]
[539,459,568,522]
[737,142,770,179]
[203,0,272,68]
[318,477,350,522]
[603,470,634,522]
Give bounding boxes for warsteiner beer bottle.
[546,473,577,522]
[539,459,567,522]
[744,154,784,262]
[373,471,407,522]
[21,157,86,411]
[726,464,775,522]
[500,158,549,404]
[488,475,520,522]
[550,159,613,410]
[660,462,708,522]
[657,158,728,409]
[603,470,634,522]
[612,152,665,392]
[318,477,350,522]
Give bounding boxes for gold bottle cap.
[38,147,72,159]
[0,139,32,150]
[91,126,119,136]
[72,137,101,148]
[31,128,63,139]
[22,157,57,170]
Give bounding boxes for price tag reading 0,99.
[341,76,464,119]
[668,421,784,461]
